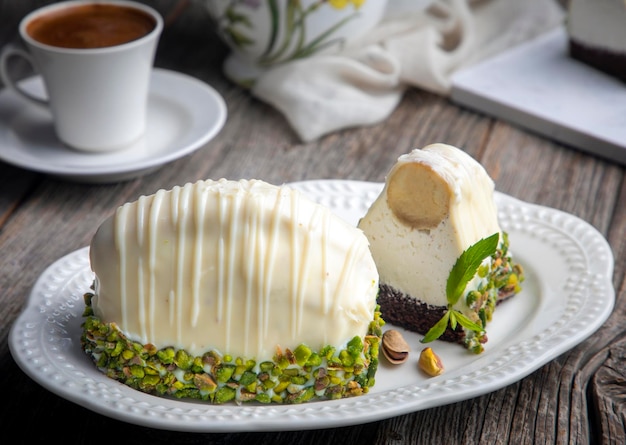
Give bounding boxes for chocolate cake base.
[378,283,518,346]
[378,284,466,344]
[570,39,626,83]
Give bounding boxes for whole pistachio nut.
[381,329,410,364]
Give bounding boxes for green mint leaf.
[421,311,450,343]
[449,310,457,330]
[446,232,499,306]
[454,310,485,334]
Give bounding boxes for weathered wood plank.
[0,2,623,444]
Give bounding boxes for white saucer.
[0,68,227,183]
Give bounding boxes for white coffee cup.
[0,1,163,153]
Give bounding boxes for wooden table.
[1,2,624,443]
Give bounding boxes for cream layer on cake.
[357,143,501,311]
[568,0,626,52]
[90,179,379,360]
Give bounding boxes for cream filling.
[358,143,501,312]
[90,179,379,360]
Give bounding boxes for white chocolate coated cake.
[82,178,383,404]
[358,144,523,352]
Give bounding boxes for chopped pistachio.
[80,298,384,404]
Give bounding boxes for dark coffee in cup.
[26,3,156,49]
[0,1,163,151]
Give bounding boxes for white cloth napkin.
[252,0,565,142]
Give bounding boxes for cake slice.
[568,0,626,82]
[357,144,523,353]
[82,178,383,404]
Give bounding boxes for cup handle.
[0,44,48,107]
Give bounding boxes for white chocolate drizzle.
[90,179,379,360]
